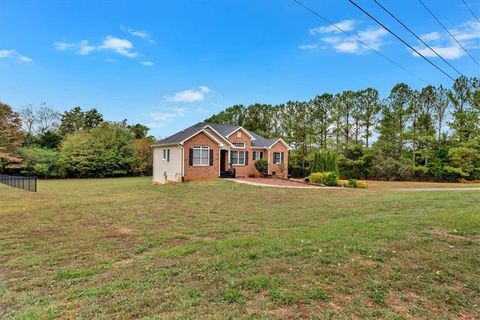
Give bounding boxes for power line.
[374,0,464,77]
[348,0,455,81]
[462,0,480,23]
[292,0,427,84]
[417,0,479,66]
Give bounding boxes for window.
[163,149,170,162]
[231,151,246,165]
[193,146,209,166]
[233,142,245,148]
[253,151,262,161]
[273,152,284,164]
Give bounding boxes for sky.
[1,0,479,138]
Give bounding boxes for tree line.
[0,103,154,178]
[206,76,480,181]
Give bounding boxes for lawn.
[0,177,479,319]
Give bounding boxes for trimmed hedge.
[308,172,338,186]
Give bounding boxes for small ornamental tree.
[254,159,268,177]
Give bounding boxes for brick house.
[151,122,290,184]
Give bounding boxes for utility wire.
[417,0,479,66]
[374,0,464,77]
[462,0,480,23]
[292,0,427,84]
[348,0,455,81]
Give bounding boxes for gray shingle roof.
[155,122,283,148]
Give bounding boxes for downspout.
[267,148,271,175]
[180,144,184,181]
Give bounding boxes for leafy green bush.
[59,123,135,178]
[308,172,338,186]
[345,179,368,188]
[19,146,62,178]
[254,159,268,176]
[337,180,348,187]
[289,165,307,178]
[310,150,339,176]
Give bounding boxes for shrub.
[254,159,268,176]
[308,172,338,186]
[289,165,307,178]
[337,180,348,187]
[345,179,368,188]
[59,123,135,178]
[19,146,62,178]
[310,150,339,176]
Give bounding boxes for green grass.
[0,177,479,319]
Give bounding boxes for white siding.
[152,146,182,184]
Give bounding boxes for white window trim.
[231,150,246,166]
[162,149,167,160]
[253,151,261,161]
[232,142,245,148]
[192,146,210,166]
[273,152,283,164]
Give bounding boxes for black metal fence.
[0,174,37,192]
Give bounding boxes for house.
[151,122,290,184]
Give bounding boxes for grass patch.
[0,177,479,319]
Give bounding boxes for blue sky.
[1,0,479,138]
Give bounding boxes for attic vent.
[237,131,241,137]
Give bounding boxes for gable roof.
[153,122,289,149]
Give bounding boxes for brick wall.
[183,132,219,181]
[227,129,257,178]
[268,141,289,179]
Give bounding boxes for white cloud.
[54,36,138,58]
[310,20,355,35]
[303,19,389,55]
[356,28,389,51]
[0,49,32,63]
[413,45,465,60]
[316,27,388,54]
[99,36,137,58]
[199,85,211,93]
[148,107,186,128]
[165,86,212,102]
[334,41,360,53]
[412,20,480,60]
[121,26,155,44]
[298,44,319,50]
[141,61,154,66]
[54,40,95,55]
[420,32,441,42]
[54,42,74,50]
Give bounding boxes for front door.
[220,149,227,172]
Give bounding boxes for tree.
[19,146,61,178]
[312,94,334,149]
[448,76,478,142]
[254,159,269,177]
[0,102,24,155]
[132,137,155,176]
[434,85,449,142]
[128,123,150,139]
[59,106,103,135]
[35,130,62,149]
[19,103,60,146]
[359,88,381,148]
[205,104,246,126]
[59,123,135,177]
